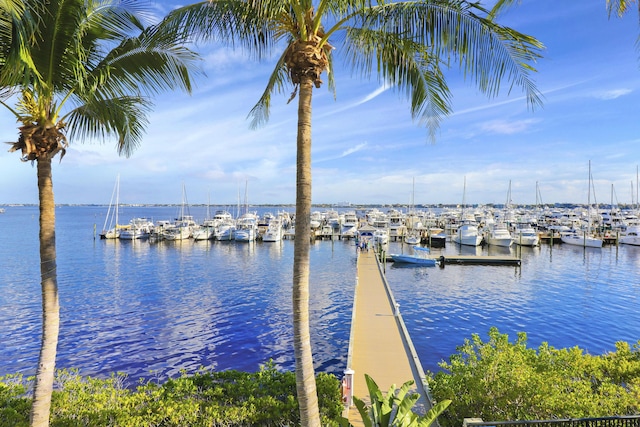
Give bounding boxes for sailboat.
[561,161,603,248]
[452,176,483,246]
[404,178,421,245]
[100,175,122,239]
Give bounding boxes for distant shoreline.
[1,202,638,209]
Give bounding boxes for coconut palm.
[1,1,199,425]
[161,0,543,424]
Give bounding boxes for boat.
[426,228,446,247]
[390,245,439,266]
[100,175,122,239]
[452,218,483,246]
[511,224,540,246]
[262,219,283,242]
[119,217,154,240]
[404,234,421,245]
[452,177,483,247]
[619,225,640,246]
[234,213,258,242]
[486,223,513,247]
[341,211,359,236]
[560,161,603,248]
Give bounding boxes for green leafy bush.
[428,327,640,427]
[0,362,343,426]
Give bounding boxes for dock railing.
[464,416,640,427]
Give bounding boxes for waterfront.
[1,205,639,385]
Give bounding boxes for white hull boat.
[560,230,603,248]
[620,226,640,246]
[512,226,539,246]
[486,224,513,247]
[452,223,483,246]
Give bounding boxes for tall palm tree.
[1,1,200,426]
[161,0,543,425]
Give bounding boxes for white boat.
[262,219,283,242]
[235,213,258,242]
[619,225,640,246]
[119,217,154,240]
[390,246,439,266]
[341,211,359,236]
[192,223,215,241]
[372,228,389,247]
[561,229,603,248]
[486,223,513,247]
[561,161,603,248]
[512,224,540,246]
[452,221,483,246]
[211,210,236,241]
[404,233,421,245]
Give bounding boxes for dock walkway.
[344,249,434,426]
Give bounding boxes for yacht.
[486,223,513,247]
[512,224,540,246]
[452,219,483,247]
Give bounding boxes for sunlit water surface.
[1,206,638,384]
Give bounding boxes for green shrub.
[428,327,640,427]
[1,362,344,426]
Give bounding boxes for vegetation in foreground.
[428,327,640,427]
[0,363,343,427]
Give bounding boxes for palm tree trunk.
[293,75,321,426]
[30,158,60,427]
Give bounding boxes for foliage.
[350,374,451,427]
[0,363,344,427]
[428,327,640,427]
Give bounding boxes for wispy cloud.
[593,88,633,100]
[480,119,541,135]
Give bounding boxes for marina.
[0,205,639,391]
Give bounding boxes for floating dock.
[384,254,521,266]
[344,250,436,426]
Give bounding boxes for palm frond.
[362,0,544,110]
[159,0,283,60]
[248,48,291,129]
[88,25,202,101]
[63,95,152,158]
[343,26,451,140]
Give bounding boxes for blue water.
[1,206,639,384]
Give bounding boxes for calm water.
[1,206,639,384]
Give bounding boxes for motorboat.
[619,225,640,246]
[404,233,421,245]
[390,246,439,266]
[119,218,154,240]
[426,228,446,247]
[486,223,513,247]
[452,221,483,246]
[235,213,258,242]
[560,229,603,248]
[512,224,540,246]
[262,219,283,242]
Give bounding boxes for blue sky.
[1,1,640,206]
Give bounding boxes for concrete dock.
[343,250,435,426]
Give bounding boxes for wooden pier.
[343,250,436,426]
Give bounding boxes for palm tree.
[161,1,543,425]
[1,1,200,426]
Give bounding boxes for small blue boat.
[389,246,439,266]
